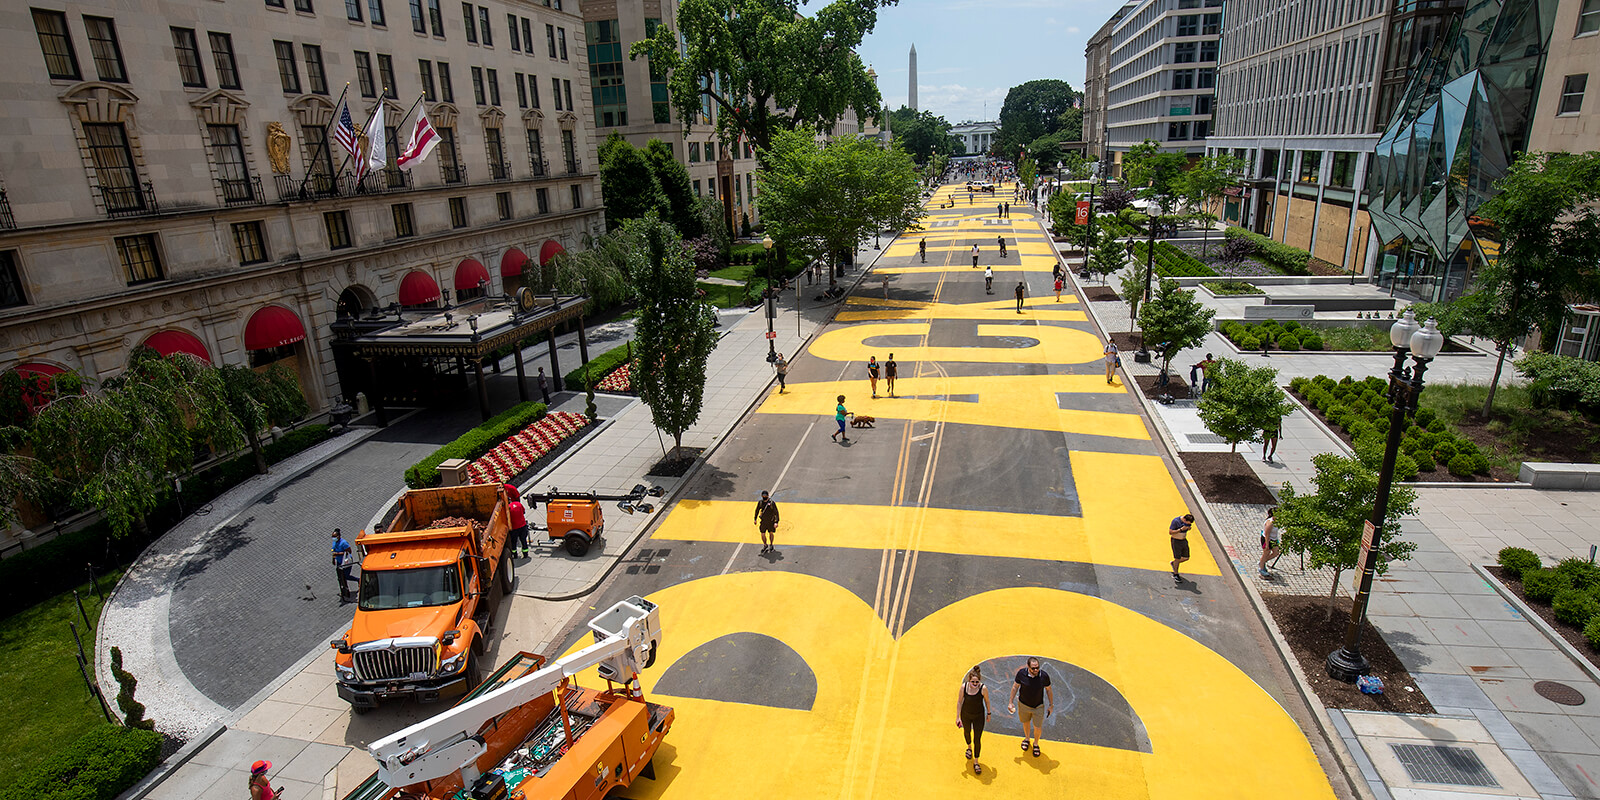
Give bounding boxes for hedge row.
[1224,227,1312,275]
[0,723,162,800]
[1220,320,1324,351]
[564,341,632,391]
[1498,547,1600,649]
[1202,280,1263,296]
[404,402,547,488]
[0,425,333,621]
[1289,374,1492,478]
[1131,240,1216,277]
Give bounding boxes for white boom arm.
[366,596,661,788]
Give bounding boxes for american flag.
[331,99,360,160]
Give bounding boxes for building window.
[438,61,454,101]
[588,19,628,127]
[369,0,387,26]
[1329,152,1357,188]
[1581,0,1600,35]
[552,76,563,110]
[116,234,163,284]
[528,73,540,107]
[438,127,462,182]
[1298,151,1323,183]
[1200,40,1218,61]
[689,142,700,162]
[1260,149,1280,180]
[303,125,335,179]
[496,191,512,220]
[472,66,486,104]
[1167,121,1190,140]
[304,44,329,94]
[33,9,81,80]
[527,128,544,174]
[487,68,500,105]
[420,60,436,101]
[522,18,534,54]
[232,221,269,264]
[561,129,577,172]
[172,28,206,87]
[355,51,376,96]
[392,202,414,236]
[0,251,26,308]
[1198,68,1215,89]
[267,0,286,8]
[210,32,241,89]
[546,24,556,58]
[693,179,701,196]
[449,196,468,227]
[1172,69,1195,90]
[324,211,352,248]
[274,41,301,93]
[1203,13,1221,34]
[1559,74,1587,115]
[1195,94,1214,115]
[428,0,444,36]
[564,80,573,112]
[569,184,582,208]
[1174,42,1197,63]
[486,127,506,177]
[346,0,363,21]
[378,54,398,98]
[479,7,492,45]
[85,122,142,212]
[84,16,128,83]
[536,187,549,213]
[1194,120,1209,139]
[294,0,314,12]
[558,27,567,60]
[508,13,520,50]
[516,72,527,107]
[410,0,426,32]
[209,124,254,201]
[1176,15,1198,36]
[462,2,477,42]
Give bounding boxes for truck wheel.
[465,652,482,690]
[564,533,590,556]
[500,553,515,595]
[351,702,373,716]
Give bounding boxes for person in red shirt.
[507,497,530,557]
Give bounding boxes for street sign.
[1355,520,1377,593]
[1361,520,1376,551]
[1075,201,1090,225]
[765,331,776,339]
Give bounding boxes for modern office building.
[1084,2,1135,166]
[1099,0,1223,173]
[0,0,604,419]
[1207,0,1391,274]
[950,121,998,156]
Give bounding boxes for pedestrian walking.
[919,239,927,263]
[1262,419,1281,462]
[774,352,788,393]
[867,356,880,398]
[831,394,851,443]
[1104,341,1120,384]
[1004,202,1010,217]
[1054,276,1064,302]
[984,266,994,294]
[1052,262,1064,283]
[1170,513,1195,584]
[331,529,356,603]
[957,666,992,775]
[248,760,279,800]
[508,498,530,557]
[1192,354,1217,396]
[537,367,552,404]
[997,235,1007,258]
[885,354,898,397]
[754,490,780,553]
[1259,506,1280,578]
[882,274,891,300]
[971,244,979,268]
[1008,657,1053,758]
[997,203,1003,218]
[1014,281,1026,313]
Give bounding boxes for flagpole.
[303,83,350,197]
[337,87,384,181]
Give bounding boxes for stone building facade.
[0,0,604,411]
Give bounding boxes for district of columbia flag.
[397,113,440,171]
[331,98,360,160]
[361,102,386,177]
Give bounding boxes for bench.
[1242,304,1314,320]
[1518,462,1600,490]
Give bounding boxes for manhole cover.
[1389,743,1499,788]
[1534,680,1586,706]
[738,454,762,463]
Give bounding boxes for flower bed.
[465,411,590,485]
[1201,280,1263,296]
[597,363,632,392]
[1172,241,1276,277]
[1288,374,1494,480]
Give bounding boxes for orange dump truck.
[349,597,671,800]
[331,484,516,712]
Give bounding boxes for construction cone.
[629,677,643,701]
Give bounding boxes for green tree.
[1047,189,1081,239]
[627,213,720,454]
[1137,278,1216,374]
[1017,159,1037,192]
[995,79,1078,162]
[1122,139,1189,214]
[1276,453,1418,615]
[218,363,308,475]
[1196,359,1293,453]
[887,106,957,163]
[1470,150,1600,416]
[1087,226,1125,285]
[549,226,639,307]
[598,133,668,231]
[644,138,704,239]
[1119,266,1146,323]
[1177,153,1248,254]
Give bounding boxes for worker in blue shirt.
[332,529,356,603]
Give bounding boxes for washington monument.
[908,44,917,111]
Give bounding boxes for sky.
[852,0,1130,125]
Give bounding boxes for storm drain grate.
[1389,744,1500,788]
[1186,433,1229,444]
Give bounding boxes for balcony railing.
[0,190,13,230]
[440,163,467,184]
[97,181,159,218]
[352,168,413,195]
[273,173,340,201]
[565,157,582,175]
[488,161,510,181]
[218,175,265,206]
[529,156,547,177]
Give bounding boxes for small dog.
[850,415,876,428]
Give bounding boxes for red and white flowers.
[596,363,632,393]
[466,411,589,485]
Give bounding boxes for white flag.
[397,113,440,171]
[363,102,386,177]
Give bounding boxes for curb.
[1475,563,1600,688]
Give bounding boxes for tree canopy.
[1277,452,1418,612]
[1138,278,1216,373]
[995,79,1079,163]
[1196,359,1293,453]
[887,106,960,164]
[644,139,704,239]
[598,133,669,231]
[627,213,720,454]
[1122,139,1190,214]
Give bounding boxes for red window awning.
[398,270,441,306]
[244,305,307,351]
[500,247,528,277]
[9,362,68,414]
[454,258,491,290]
[538,239,566,267]
[141,330,211,363]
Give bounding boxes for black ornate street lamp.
[1134,216,1157,363]
[1326,310,1445,682]
[763,235,777,362]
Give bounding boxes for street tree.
[1047,189,1081,239]
[627,212,720,455]
[1137,278,1216,375]
[1196,359,1294,453]
[1098,186,1135,213]
[1177,153,1248,254]
[1469,150,1600,415]
[1122,139,1189,214]
[598,134,668,231]
[218,364,309,476]
[1119,266,1146,323]
[1087,226,1125,285]
[1277,452,1418,616]
[887,107,958,163]
[995,79,1078,162]
[644,139,704,239]
[1017,159,1037,192]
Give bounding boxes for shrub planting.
[1522,568,1573,603]
[405,402,547,488]
[1556,556,1600,590]
[1554,588,1600,627]
[0,724,162,800]
[1291,374,1490,479]
[1497,546,1541,578]
[1224,226,1313,275]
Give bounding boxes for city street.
[547,183,1344,798]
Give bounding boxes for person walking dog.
[831,395,852,443]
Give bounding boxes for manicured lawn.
[696,281,747,309]
[1419,382,1600,474]
[1316,326,1394,352]
[0,574,121,785]
[707,262,758,282]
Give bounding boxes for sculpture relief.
[266,122,292,175]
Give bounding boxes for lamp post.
[763,235,777,362]
[1135,217,1156,363]
[1326,310,1445,682]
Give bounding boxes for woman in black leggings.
[957,666,993,774]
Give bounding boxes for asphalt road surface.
[552,183,1342,799]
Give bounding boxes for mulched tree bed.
[647,447,706,477]
[1287,387,1520,483]
[1178,452,1277,504]
[1134,372,1193,401]
[1484,566,1600,672]
[1082,287,1121,302]
[1261,593,1437,714]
